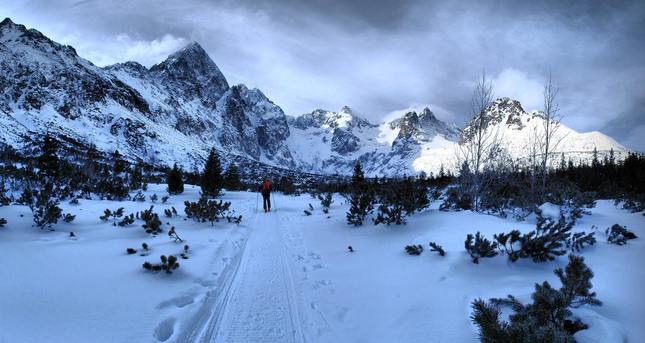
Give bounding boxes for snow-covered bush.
[346,191,374,226]
[117,213,135,227]
[62,213,75,223]
[464,232,498,264]
[318,192,333,213]
[493,215,593,263]
[429,242,445,256]
[606,224,638,245]
[0,183,10,206]
[471,255,601,341]
[30,184,63,230]
[99,207,124,225]
[0,218,6,227]
[141,206,162,234]
[168,226,183,242]
[184,196,232,225]
[131,190,145,202]
[404,244,424,255]
[439,187,472,212]
[373,202,406,225]
[142,255,180,274]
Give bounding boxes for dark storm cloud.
[1,0,644,150]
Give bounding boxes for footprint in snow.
[153,317,176,342]
[156,294,195,309]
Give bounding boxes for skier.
[259,178,271,212]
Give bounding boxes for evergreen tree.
[129,161,144,190]
[83,143,101,179]
[167,163,184,195]
[37,134,60,178]
[201,149,222,197]
[555,255,602,308]
[112,150,127,175]
[30,183,62,229]
[351,162,365,187]
[223,163,241,191]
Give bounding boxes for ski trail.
[212,209,305,342]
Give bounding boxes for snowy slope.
[0,186,643,342]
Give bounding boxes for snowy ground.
[0,184,643,342]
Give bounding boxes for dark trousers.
[262,194,271,210]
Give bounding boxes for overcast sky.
[1,0,644,150]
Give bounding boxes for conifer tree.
[167,163,184,195]
[351,162,365,187]
[223,163,241,191]
[346,161,374,226]
[129,161,144,190]
[38,134,60,178]
[555,255,602,308]
[112,150,127,175]
[201,149,222,197]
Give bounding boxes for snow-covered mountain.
[0,18,294,171]
[287,106,461,175]
[0,18,631,177]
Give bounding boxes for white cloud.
[116,34,188,67]
[492,68,544,112]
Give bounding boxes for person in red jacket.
[259,179,271,212]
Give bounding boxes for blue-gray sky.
[1,0,644,150]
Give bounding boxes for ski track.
[175,201,308,343]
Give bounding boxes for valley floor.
[0,185,643,342]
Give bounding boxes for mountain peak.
[0,17,28,37]
[150,41,229,105]
[0,17,16,28]
[174,41,207,57]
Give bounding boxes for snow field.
[0,185,643,342]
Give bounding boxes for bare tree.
[539,73,566,199]
[458,71,499,210]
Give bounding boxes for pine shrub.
[465,232,498,264]
[132,190,145,202]
[184,196,232,225]
[429,242,445,256]
[142,255,180,274]
[117,213,135,227]
[606,224,638,245]
[141,206,162,234]
[99,207,124,225]
[168,226,183,242]
[62,213,76,223]
[318,192,333,213]
[30,185,63,229]
[472,255,601,342]
[373,202,406,225]
[405,244,424,255]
